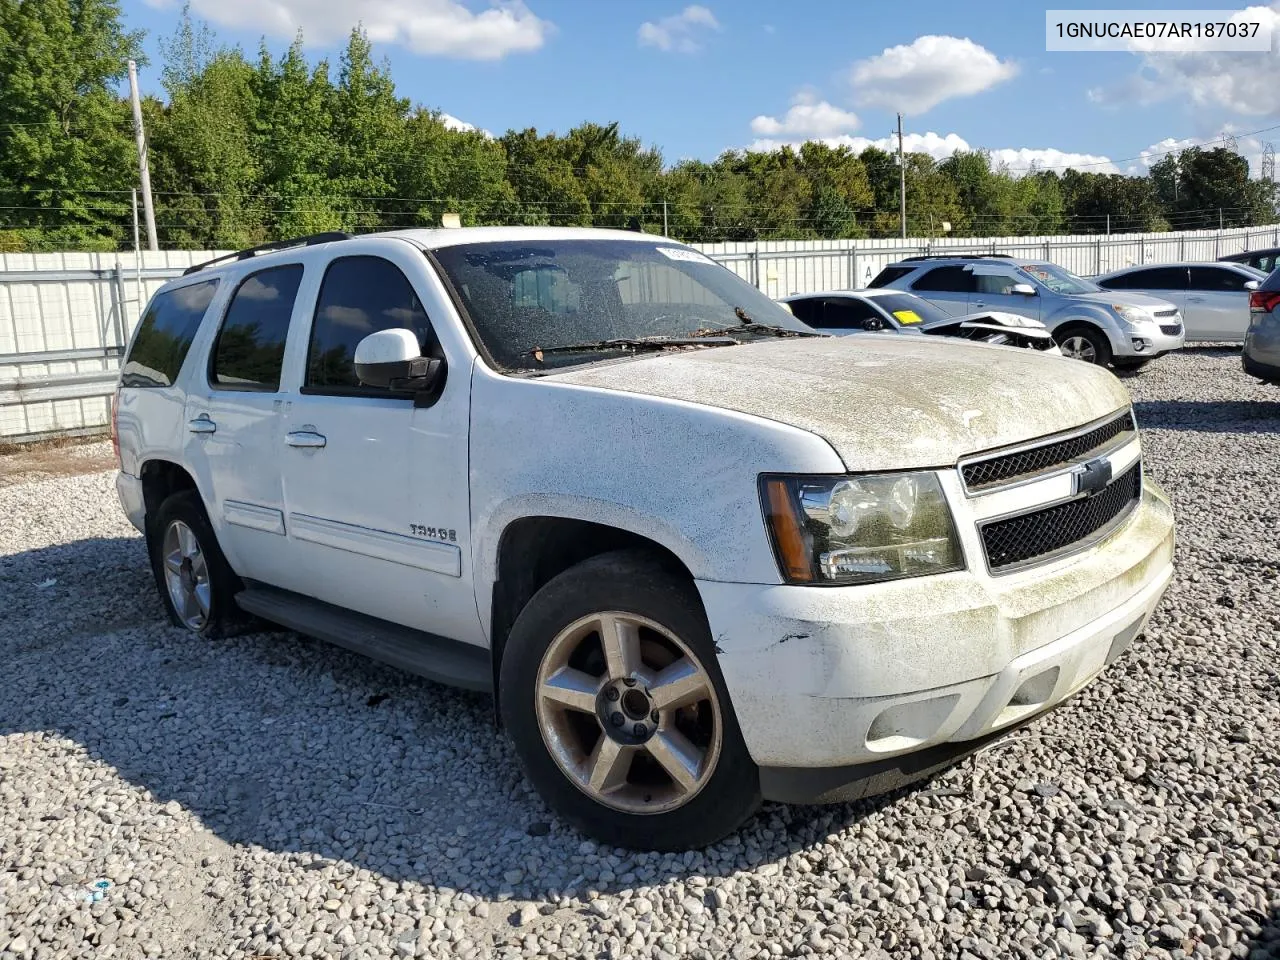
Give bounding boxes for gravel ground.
[1,347,1278,960]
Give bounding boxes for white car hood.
[545,335,1130,470]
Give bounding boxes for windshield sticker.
[892,309,923,325]
[656,246,716,265]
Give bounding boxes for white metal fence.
[2,224,1277,442]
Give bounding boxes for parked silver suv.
[871,255,1185,368]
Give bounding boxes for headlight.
[760,472,963,585]
[1112,304,1154,325]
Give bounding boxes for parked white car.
[1095,261,1266,342]
[113,227,1175,850]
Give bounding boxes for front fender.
[1044,305,1127,351]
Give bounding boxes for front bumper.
[697,480,1175,789]
[116,471,146,533]
[1110,322,1184,359]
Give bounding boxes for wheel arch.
[487,516,701,723]
[139,458,202,532]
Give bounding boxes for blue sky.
[122,0,1280,174]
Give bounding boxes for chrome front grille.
[959,410,1137,494]
[980,463,1142,572]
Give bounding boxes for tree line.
[2,0,1276,253]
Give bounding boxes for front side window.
[974,273,1020,296]
[821,298,883,329]
[210,265,303,391]
[866,293,950,326]
[1016,263,1098,295]
[430,240,811,372]
[121,280,219,388]
[305,256,433,391]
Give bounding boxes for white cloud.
[745,130,1120,174]
[175,0,552,61]
[1088,3,1280,116]
[638,5,719,53]
[850,35,1018,114]
[750,92,859,138]
[439,112,494,138]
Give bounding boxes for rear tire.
[148,490,243,638]
[1055,325,1112,366]
[499,550,761,850]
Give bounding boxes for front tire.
[148,490,242,637]
[499,551,761,850]
[1055,324,1113,366]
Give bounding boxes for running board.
[234,584,491,693]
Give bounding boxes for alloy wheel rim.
[1061,336,1097,362]
[162,520,211,631]
[535,611,722,814]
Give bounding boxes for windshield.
[1018,262,1099,295]
[431,239,812,371]
[864,293,951,326]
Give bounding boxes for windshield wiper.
[528,335,737,362]
[691,306,821,339]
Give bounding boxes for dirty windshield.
[1018,262,1099,295]
[431,239,812,371]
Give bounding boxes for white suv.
[113,228,1176,850]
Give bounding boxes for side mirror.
[1244,279,1260,291]
[354,329,444,393]
[1010,283,1037,296]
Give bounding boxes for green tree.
[1168,146,1274,229]
[0,0,143,249]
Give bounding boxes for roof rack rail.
[183,232,354,276]
[899,253,1017,263]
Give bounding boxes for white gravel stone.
[1,352,1278,959]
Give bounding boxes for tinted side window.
[1105,267,1187,291]
[912,266,973,293]
[305,257,433,391]
[974,273,1020,295]
[785,298,823,325]
[867,265,914,288]
[211,265,303,391]
[822,298,882,329]
[1189,267,1249,292]
[121,280,219,388]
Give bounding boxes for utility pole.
[897,112,906,239]
[127,59,158,251]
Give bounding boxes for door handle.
[973,300,986,308]
[187,416,216,434]
[286,430,327,449]
[1187,296,1206,302]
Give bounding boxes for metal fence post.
[750,247,761,290]
[1095,237,1102,275]
[111,264,128,352]
[1178,235,1185,260]
[848,246,858,288]
[1139,236,1145,264]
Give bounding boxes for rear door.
[909,265,975,316]
[968,267,1041,321]
[1186,266,1253,342]
[183,264,306,581]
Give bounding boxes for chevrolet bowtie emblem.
[1073,457,1112,496]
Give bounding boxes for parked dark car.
[1244,268,1280,384]
[1220,246,1280,275]
[779,289,1061,353]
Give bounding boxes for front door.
[278,251,478,643]
[183,263,305,582]
[968,268,1041,321]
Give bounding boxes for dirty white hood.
[546,335,1131,470]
